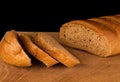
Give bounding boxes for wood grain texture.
[0,32,120,82]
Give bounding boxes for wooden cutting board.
[0,32,120,82]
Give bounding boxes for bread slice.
[59,19,120,57]
[0,30,32,67]
[32,32,80,67]
[19,34,58,67]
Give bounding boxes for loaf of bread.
[32,32,80,67]
[0,30,32,67]
[59,14,120,57]
[19,34,58,67]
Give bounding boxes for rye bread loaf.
[32,32,80,67]
[19,34,58,67]
[59,14,120,57]
[0,30,32,67]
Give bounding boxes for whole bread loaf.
[59,14,120,57]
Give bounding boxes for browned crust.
[97,16,120,38]
[0,30,32,67]
[88,18,118,35]
[101,15,120,24]
[19,34,58,67]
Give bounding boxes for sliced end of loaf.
[0,30,32,67]
[60,22,111,57]
[33,32,80,67]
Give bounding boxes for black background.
[0,1,120,40]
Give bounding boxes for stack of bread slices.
[0,30,80,67]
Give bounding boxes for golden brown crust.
[0,30,32,67]
[101,16,120,23]
[19,34,58,67]
[88,18,117,34]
